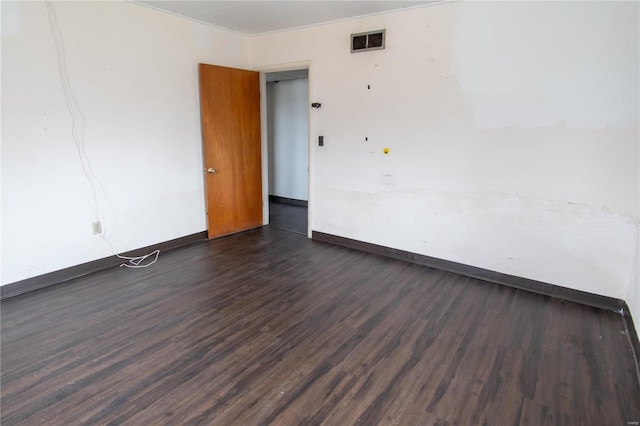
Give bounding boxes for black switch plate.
[319,136,324,146]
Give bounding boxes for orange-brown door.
[199,63,263,239]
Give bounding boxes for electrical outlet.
[92,221,102,235]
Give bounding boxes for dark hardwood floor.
[1,226,639,425]
[269,201,307,235]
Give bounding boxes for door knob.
[205,168,216,174]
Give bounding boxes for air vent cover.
[351,29,386,53]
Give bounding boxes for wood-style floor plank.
[1,226,639,425]
[269,201,307,235]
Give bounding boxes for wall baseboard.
[311,231,625,312]
[1,231,208,300]
[269,195,308,207]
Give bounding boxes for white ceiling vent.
[351,29,386,53]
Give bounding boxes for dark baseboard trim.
[1,231,208,300]
[269,195,308,207]
[311,231,625,313]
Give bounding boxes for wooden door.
[199,64,263,239]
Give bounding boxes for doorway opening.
[265,69,309,235]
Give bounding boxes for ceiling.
[133,1,440,35]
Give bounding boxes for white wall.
[252,2,639,302]
[266,78,309,201]
[1,0,251,285]
[627,226,640,333]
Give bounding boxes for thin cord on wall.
[45,0,158,269]
[45,0,100,220]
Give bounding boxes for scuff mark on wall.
[314,185,637,299]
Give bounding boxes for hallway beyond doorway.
[268,200,307,235]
